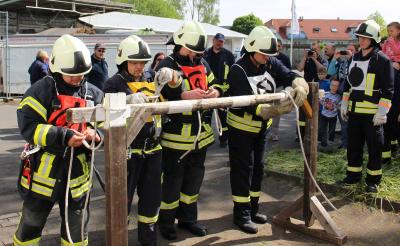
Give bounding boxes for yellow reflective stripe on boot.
[232,195,250,203]
[367,169,382,176]
[13,234,40,246]
[160,200,179,210]
[61,237,88,246]
[382,151,391,159]
[18,96,47,121]
[298,121,306,126]
[391,140,398,145]
[33,124,52,146]
[250,191,261,198]
[180,192,198,204]
[347,166,363,172]
[138,214,159,224]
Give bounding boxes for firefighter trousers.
[218,109,229,144]
[382,103,400,163]
[347,114,384,186]
[127,152,162,245]
[228,127,267,222]
[13,195,88,245]
[158,148,207,225]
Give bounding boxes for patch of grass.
[266,149,400,203]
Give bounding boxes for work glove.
[126,92,148,104]
[256,98,294,120]
[154,67,180,89]
[340,92,349,122]
[373,98,391,126]
[291,77,309,107]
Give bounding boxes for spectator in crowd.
[146,52,165,80]
[319,79,341,147]
[297,41,328,82]
[204,33,235,147]
[270,39,292,141]
[324,43,337,79]
[347,43,358,55]
[381,21,400,164]
[86,43,108,90]
[28,49,49,85]
[317,67,330,92]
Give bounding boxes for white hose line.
[285,90,338,212]
[213,109,223,136]
[65,147,75,244]
[179,111,202,162]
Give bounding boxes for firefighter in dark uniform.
[203,33,235,147]
[227,26,309,234]
[340,20,394,193]
[154,21,223,240]
[103,35,162,246]
[14,34,103,245]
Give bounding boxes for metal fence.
[0,11,9,99]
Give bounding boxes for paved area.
[1,102,399,246]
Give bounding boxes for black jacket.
[86,54,109,90]
[155,52,220,151]
[203,47,235,83]
[227,55,298,133]
[103,70,160,153]
[28,59,49,85]
[17,75,103,201]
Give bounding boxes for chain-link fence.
[0,11,9,99]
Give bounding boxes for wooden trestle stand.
[272,83,347,245]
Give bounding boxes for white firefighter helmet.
[115,35,152,65]
[49,34,92,76]
[244,26,278,56]
[355,20,381,43]
[168,20,207,53]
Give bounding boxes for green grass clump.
[266,149,400,203]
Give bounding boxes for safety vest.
[19,81,93,201]
[159,57,215,151]
[227,64,274,133]
[126,80,162,156]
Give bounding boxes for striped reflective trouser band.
[129,144,162,156]
[61,237,88,246]
[250,191,261,198]
[232,195,250,203]
[13,234,41,246]
[33,124,56,147]
[160,200,179,210]
[227,111,271,134]
[298,120,306,126]
[391,140,398,145]
[366,168,382,176]
[180,192,198,204]
[18,96,47,121]
[348,100,378,114]
[138,214,159,224]
[382,150,391,159]
[347,166,362,173]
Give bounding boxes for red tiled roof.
[265,19,364,41]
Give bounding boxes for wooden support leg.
[104,93,128,246]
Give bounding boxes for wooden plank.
[67,92,288,123]
[273,217,347,246]
[310,196,346,238]
[273,195,303,220]
[103,93,128,246]
[304,83,319,227]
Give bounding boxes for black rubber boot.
[365,185,378,193]
[159,224,177,240]
[336,176,361,185]
[177,221,207,237]
[250,197,267,224]
[234,219,258,234]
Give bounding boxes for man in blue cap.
[204,33,235,147]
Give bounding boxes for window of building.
[331,27,338,32]
[312,27,320,33]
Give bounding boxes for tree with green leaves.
[185,0,220,25]
[367,11,388,38]
[231,14,263,35]
[116,0,183,19]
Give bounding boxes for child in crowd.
[319,79,341,147]
[317,67,330,92]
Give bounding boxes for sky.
[218,0,399,26]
